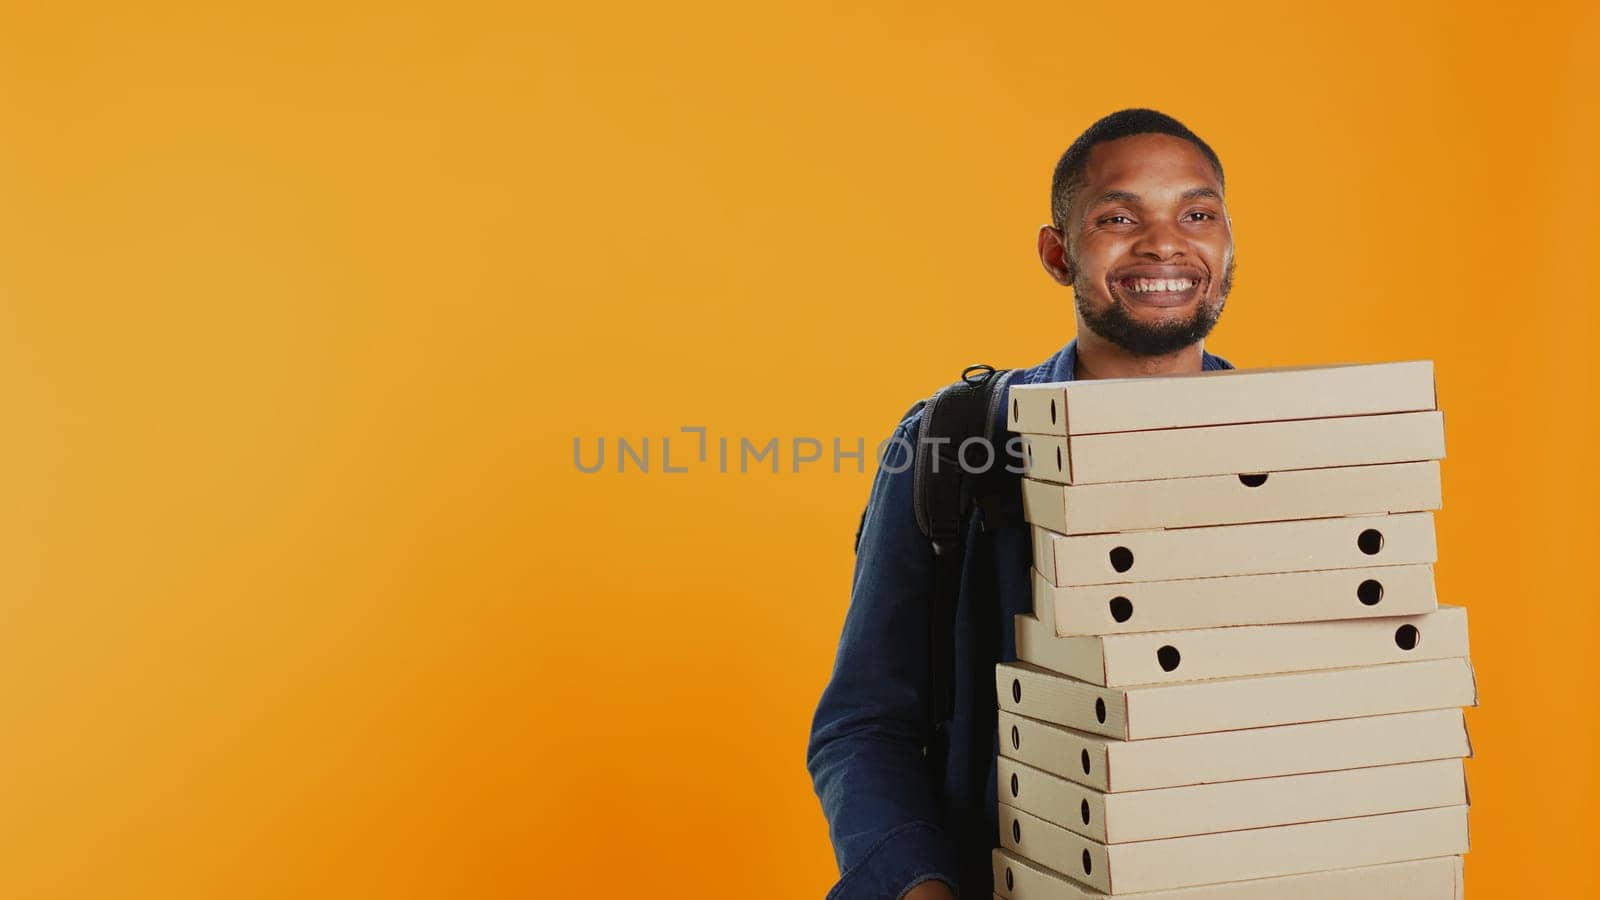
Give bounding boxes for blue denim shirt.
[807,338,1234,899]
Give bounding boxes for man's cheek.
[1081,270,1113,302]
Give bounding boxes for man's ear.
[1037,225,1074,286]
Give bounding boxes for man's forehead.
[1080,133,1223,197]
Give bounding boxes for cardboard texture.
[1007,360,1437,436]
[995,657,1477,739]
[997,804,1469,894]
[991,850,1463,900]
[1015,606,1469,686]
[1032,512,1437,587]
[1019,461,1442,535]
[1032,564,1438,637]
[997,707,1471,792]
[998,755,1467,843]
[1021,410,1445,485]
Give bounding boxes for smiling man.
[807,110,1237,900]
[1042,116,1235,376]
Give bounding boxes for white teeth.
[1127,278,1195,293]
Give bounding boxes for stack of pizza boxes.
[993,361,1474,899]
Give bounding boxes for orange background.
[1,1,1596,897]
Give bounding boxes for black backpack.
[910,364,1019,726]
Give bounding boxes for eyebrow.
[1091,190,1142,207]
[1089,186,1223,207]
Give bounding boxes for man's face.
[1058,133,1234,356]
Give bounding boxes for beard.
[1073,257,1235,357]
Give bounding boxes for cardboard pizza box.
[1032,512,1436,587]
[1020,411,1444,485]
[1019,461,1441,535]
[997,706,1471,792]
[998,755,1466,843]
[998,804,1469,894]
[992,850,1463,900]
[1015,606,1469,687]
[994,656,1477,740]
[1032,565,1437,636]
[1007,360,1436,436]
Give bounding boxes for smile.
[1108,271,1206,308]
[1121,277,1197,294]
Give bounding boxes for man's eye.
[1185,211,1215,221]
[1100,215,1132,225]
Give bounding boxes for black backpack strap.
[912,364,1017,726]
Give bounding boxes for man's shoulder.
[882,349,1072,438]
[887,365,1046,423]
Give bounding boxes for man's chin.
[1119,299,1204,327]
[1076,293,1225,357]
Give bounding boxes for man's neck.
[1073,332,1207,381]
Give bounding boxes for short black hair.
[1050,109,1224,230]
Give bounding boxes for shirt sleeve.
[806,414,961,899]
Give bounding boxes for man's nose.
[1131,220,1186,260]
